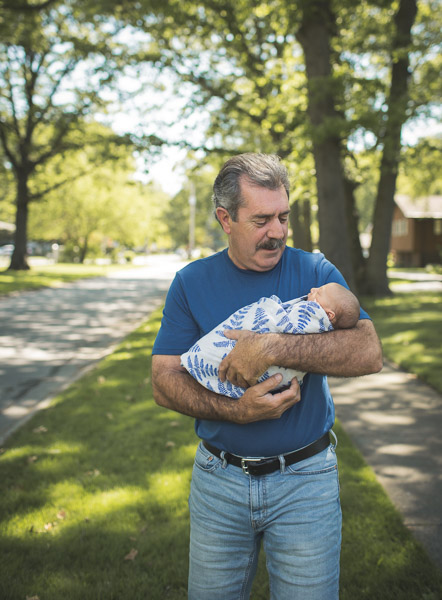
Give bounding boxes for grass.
[362,291,442,393]
[0,262,138,296]
[1,305,442,599]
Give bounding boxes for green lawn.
[1,301,441,599]
[363,291,442,393]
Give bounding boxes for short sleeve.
[152,274,201,355]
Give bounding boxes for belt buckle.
[240,457,263,475]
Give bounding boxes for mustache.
[256,239,285,251]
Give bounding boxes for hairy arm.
[151,354,301,424]
[219,319,383,388]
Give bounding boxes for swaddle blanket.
[181,295,333,399]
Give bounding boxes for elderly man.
[152,153,382,600]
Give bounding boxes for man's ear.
[216,207,232,234]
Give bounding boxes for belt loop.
[220,450,228,469]
[330,429,338,450]
[279,454,286,473]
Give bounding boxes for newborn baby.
[181,282,360,398]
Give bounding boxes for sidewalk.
[330,362,442,571]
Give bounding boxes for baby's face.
[307,285,335,311]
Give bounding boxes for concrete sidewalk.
[330,362,442,571]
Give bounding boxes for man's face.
[217,177,290,272]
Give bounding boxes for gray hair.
[213,153,290,222]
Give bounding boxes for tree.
[0,1,136,269]
[397,136,442,197]
[122,0,438,294]
[363,0,418,294]
[28,123,171,262]
[296,0,355,286]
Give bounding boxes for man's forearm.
[265,319,383,377]
[152,359,240,421]
[220,319,383,387]
[151,355,301,424]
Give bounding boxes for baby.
[306,282,360,329]
[181,283,360,398]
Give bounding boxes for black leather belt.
[203,432,330,476]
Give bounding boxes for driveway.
[0,254,188,444]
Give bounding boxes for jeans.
[188,438,342,600]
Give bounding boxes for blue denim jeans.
[188,437,341,600]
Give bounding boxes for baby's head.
[307,283,360,329]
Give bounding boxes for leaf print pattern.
[181,294,334,399]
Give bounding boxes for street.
[0,254,188,444]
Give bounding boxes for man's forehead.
[251,207,291,218]
[239,186,290,214]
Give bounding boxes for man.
[152,153,382,599]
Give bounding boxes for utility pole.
[188,183,196,259]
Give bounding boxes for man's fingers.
[218,330,240,381]
[221,367,250,389]
[257,373,283,393]
[218,358,228,382]
[223,329,241,340]
[273,377,301,401]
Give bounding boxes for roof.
[395,195,442,219]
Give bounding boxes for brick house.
[391,195,442,267]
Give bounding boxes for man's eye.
[255,221,267,227]
[279,216,289,223]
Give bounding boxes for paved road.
[0,254,188,444]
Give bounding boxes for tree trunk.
[344,177,366,289]
[362,0,418,295]
[290,199,313,252]
[78,235,89,264]
[8,170,30,271]
[297,0,355,289]
[290,201,306,250]
[302,199,313,253]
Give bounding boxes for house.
[391,195,442,267]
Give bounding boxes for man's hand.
[236,373,301,424]
[219,329,274,388]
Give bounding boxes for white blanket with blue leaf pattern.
[180,295,333,398]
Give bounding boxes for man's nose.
[268,218,285,238]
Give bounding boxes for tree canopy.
[1,0,440,294]
[115,0,439,292]
[0,0,159,268]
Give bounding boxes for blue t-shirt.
[152,246,369,457]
